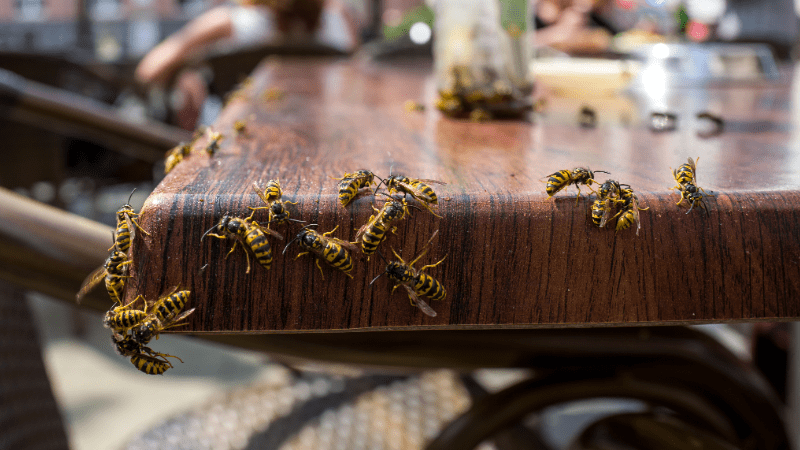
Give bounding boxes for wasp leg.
[225,241,239,259]
[419,255,448,272]
[129,215,151,236]
[247,206,269,220]
[240,247,251,274]
[315,259,326,280]
[675,190,687,206]
[416,201,443,218]
[295,252,309,260]
[322,225,340,237]
[285,200,299,206]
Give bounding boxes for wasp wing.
[414,178,447,186]
[170,308,196,325]
[253,221,284,240]
[252,182,271,206]
[76,265,107,304]
[327,236,359,253]
[402,285,437,317]
[598,200,613,228]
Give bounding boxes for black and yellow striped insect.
[672,157,713,214]
[133,289,195,345]
[205,130,224,155]
[590,198,614,228]
[112,332,183,375]
[672,157,698,187]
[283,224,358,279]
[76,243,132,304]
[590,179,622,228]
[233,120,248,137]
[103,297,148,333]
[354,196,411,258]
[384,174,446,217]
[165,142,191,174]
[129,351,183,375]
[332,170,377,207]
[597,179,621,201]
[677,183,713,214]
[612,187,649,235]
[249,180,303,227]
[110,189,150,253]
[544,167,608,205]
[202,215,283,273]
[370,231,446,317]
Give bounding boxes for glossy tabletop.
[129,56,800,333]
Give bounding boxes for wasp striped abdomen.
[322,242,353,273]
[673,158,697,186]
[245,225,273,270]
[287,225,357,279]
[545,170,573,197]
[153,290,191,323]
[130,353,171,375]
[104,251,131,304]
[413,272,446,302]
[334,170,375,207]
[105,309,147,331]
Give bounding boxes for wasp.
[332,170,377,207]
[384,174,446,217]
[164,142,192,174]
[590,179,623,228]
[283,224,358,279]
[677,182,712,214]
[129,351,183,375]
[590,198,614,228]
[672,157,713,214]
[103,297,148,333]
[110,189,150,253]
[543,167,608,206]
[205,130,223,155]
[249,180,303,226]
[597,179,622,201]
[370,231,446,317]
[354,195,411,258]
[76,242,132,304]
[202,215,283,273]
[611,187,649,235]
[133,289,195,345]
[672,157,698,187]
[233,120,248,136]
[112,332,183,373]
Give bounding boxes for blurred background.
[0,0,797,448]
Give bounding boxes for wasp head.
[386,261,413,283]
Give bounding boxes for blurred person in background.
[135,0,365,129]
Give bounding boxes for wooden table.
[128,56,800,334]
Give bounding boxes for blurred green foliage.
[382,0,528,40]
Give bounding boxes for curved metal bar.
[426,372,739,450]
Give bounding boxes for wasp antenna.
[425,229,440,247]
[375,249,389,265]
[126,188,137,206]
[200,223,218,242]
[373,174,388,194]
[287,218,307,224]
[594,170,610,175]
[369,270,388,286]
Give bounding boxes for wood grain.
[125,57,800,332]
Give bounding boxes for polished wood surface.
[127,57,800,332]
